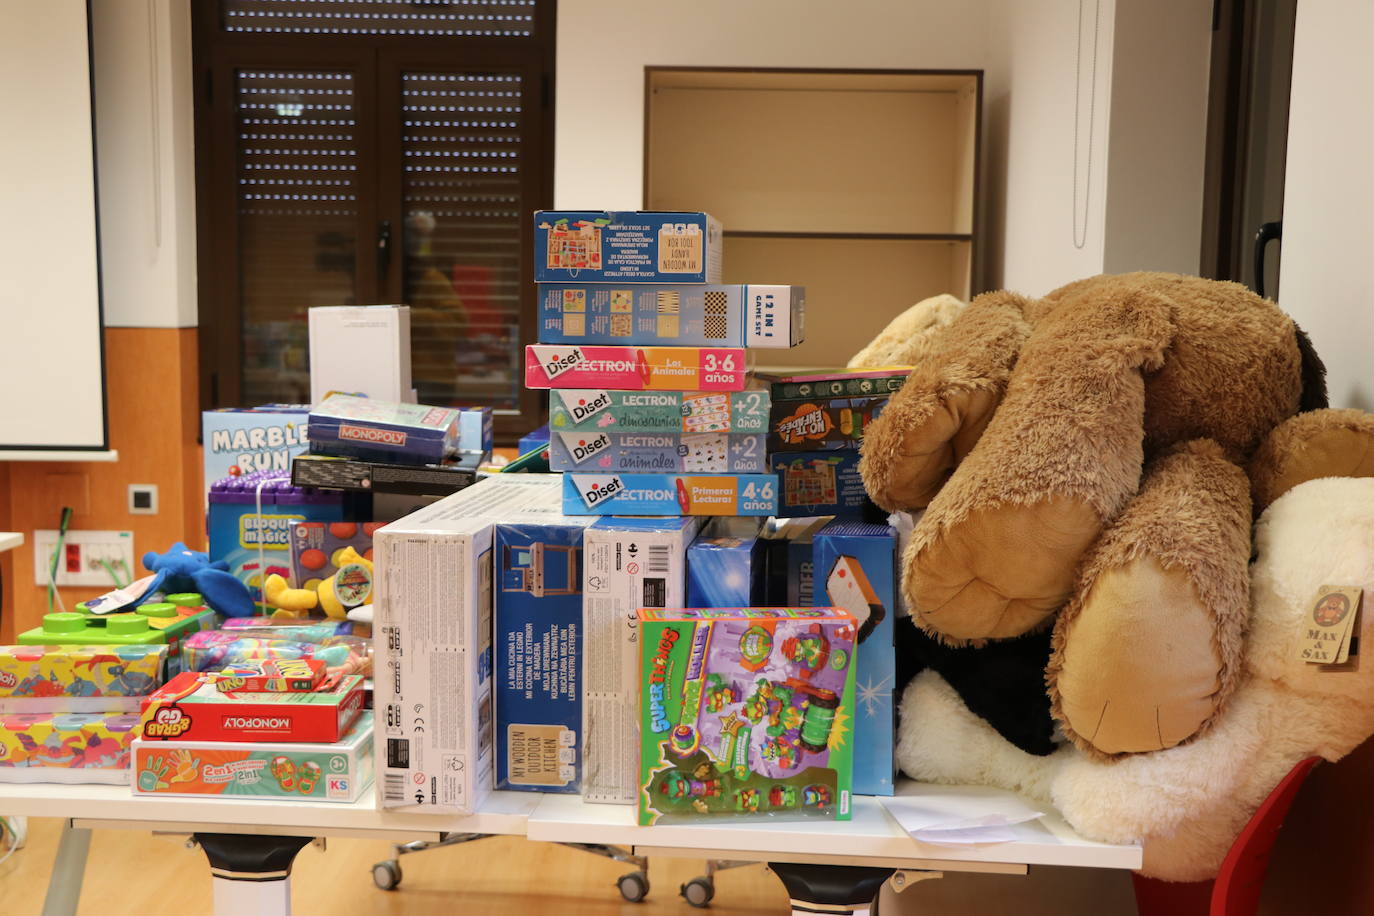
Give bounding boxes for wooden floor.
[1,817,791,915]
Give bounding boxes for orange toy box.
[139,671,364,744]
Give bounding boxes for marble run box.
[548,388,771,434]
[524,345,749,392]
[0,711,141,784]
[562,473,779,517]
[0,645,168,705]
[771,452,869,518]
[132,712,373,802]
[538,284,803,349]
[534,211,723,283]
[139,671,365,744]
[202,405,310,485]
[582,516,703,804]
[813,522,896,796]
[637,606,856,825]
[495,516,595,793]
[549,430,767,473]
[768,396,889,452]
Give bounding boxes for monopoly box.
[581,517,703,804]
[534,211,723,283]
[768,396,889,452]
[373,473,568,815]
[132,712,373,802]
[757,369,911,402]
[0,711,141,784]
[495,515,596,793]
[524,345,749,392]
[813,522,896,796]
[138,671,365,744]
[548,388,771,435]
[548,430,767,474]
[771,452,869,518]
[637,607,857,825]
[562,473,779,517]
[202,405,310,487]
[538,283,803,349]
[307,395,464,466]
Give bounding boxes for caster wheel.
[617,870,650,903]
[372,859,402,891]
[680,876,715,908]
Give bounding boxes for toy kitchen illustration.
[501,539,582,598]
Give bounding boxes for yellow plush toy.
[262,546,374,621]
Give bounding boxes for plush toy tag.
[1296,585,1363,666]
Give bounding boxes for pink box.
[524,345,749,391]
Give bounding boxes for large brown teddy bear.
[858,272,1374,757]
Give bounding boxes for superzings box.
[637,607,857,825]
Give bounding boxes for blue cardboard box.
[549,430,767,473]
[533,211,723,283]
[686,535,765,607]
[537,283,803,348]
[562,472,778,516]
[517,423,550,456]
[771,451,868,518]
[495,515,595,793]
[458,407,494,454]
[202,405,310,486]
[813,521,896,796]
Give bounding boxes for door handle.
[377,219,392,285]
[1254,220,1282,299]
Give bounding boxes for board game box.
[548,430,767,473]
[139,671,365,744]
[537,283,803,349]
[548,388,771,434]
[525,345,749,392]
[757,369,911,401]
[307,395,465,465]
[638,606,857,825]
[767,395,889,452]
[562,473,778,517]
[534,211,723,283]
[770,451,869,518]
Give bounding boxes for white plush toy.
[898,476,1374,881]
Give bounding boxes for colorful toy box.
[813,522,896,796]
[307,395,466,466]
[767,395,889,452]
[207,470,347,603]
[139,671,365,744]
[132,712,373,802]
[549,430,768,474]
[495,515,595,793]
[538,283,803,349]
[637,607,857,825]
[687,535,766,608]
[581,516,704,804]
[562,472,779,517]
[534,211,723,283]
[180,630,364,674]
[771,452,869,518]
[0,711,141,784]
[209,658,329,693]
[373,473,567,815]
[757,369,911,401]
[524,345,749,392]
[0,645,168,711]
[549,388,771,434]
[18,611,213,680]
[202,405,310,487]
[288,520,381,589]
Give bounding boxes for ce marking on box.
[412,703,426,734]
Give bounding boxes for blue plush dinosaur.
[136,542,255,618]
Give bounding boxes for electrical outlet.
[32,529,136,588]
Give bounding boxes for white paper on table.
[880,787,1045,846]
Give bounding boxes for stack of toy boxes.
[130,664,372,803]
[761,368,911,518]
[0,645,169,784]
[527,211,803,518]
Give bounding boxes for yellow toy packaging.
[0,711,141,784]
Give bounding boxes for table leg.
[41,822,92,916]
[193,833,313,916]
[768,862,895,916]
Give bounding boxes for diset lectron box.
[525,345,750,392]
[548,389,771,434]
[562,473,779,517]
[548,430,767,474]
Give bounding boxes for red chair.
[1132,756,1322,916]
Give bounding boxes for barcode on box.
[647,544,670,573]
[384,773,406,803]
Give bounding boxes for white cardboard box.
[580,516,703,804]
[309,305,414,405]
[373,474,566,815]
